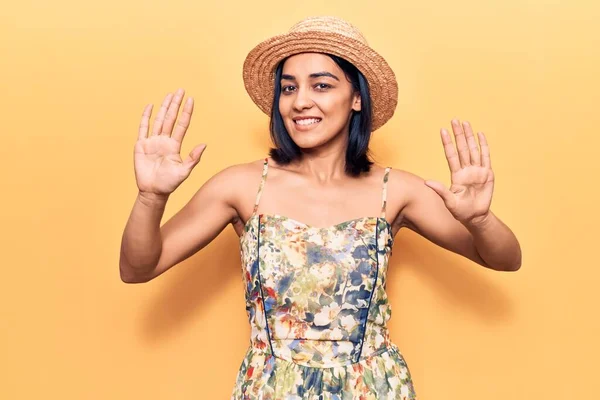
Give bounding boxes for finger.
[151,92,174,136]
[171,97,194,143]
[451,119,470,167]
[478,132,491,168]
[138,104,153,141]
[161,88,185,136]
[424,179,452,204]
[441,128,461,173]
[462,121,481,166]
[183,144,207,171]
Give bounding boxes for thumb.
[424,179,452,203]
[183,144,207,171]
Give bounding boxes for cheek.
[278,97,289,115]
[321,97,352,121]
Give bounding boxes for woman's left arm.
[461,210,522,272]
[399,119,522,272]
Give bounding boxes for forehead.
[281,53,341,75]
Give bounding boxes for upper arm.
[393,169,489,268]
[139,163,246,282]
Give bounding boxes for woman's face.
[278,53,361,150]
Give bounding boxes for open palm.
[425,119,494,225]
[134,89,206,196]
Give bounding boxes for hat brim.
[243,31,398,131]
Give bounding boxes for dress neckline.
[240,213,394,246]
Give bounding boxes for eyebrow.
[281,72,340,81]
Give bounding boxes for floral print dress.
[232,158,417,400]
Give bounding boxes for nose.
[292,86,314,111]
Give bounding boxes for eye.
[281,85,296,93]
[315,83,331,90]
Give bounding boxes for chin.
[290,136,322,149]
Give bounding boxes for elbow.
[506,249,523,272]
[503,261,521,272]
[119,247,157,283]
[496,254,522,272]
[120,274,147,284]
[477,247,522,272]
[120,269,144,284]
[119,261,151,284]
[510,256,523,271]
[484,262,521,272]
[120,272,150,284]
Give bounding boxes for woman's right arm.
[119,191,168,283]
[119,165,241,284]
[119,88,240,283]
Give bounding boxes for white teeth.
[295,118,321,126]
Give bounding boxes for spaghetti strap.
[252,158,269,215]
[380,167,391,219]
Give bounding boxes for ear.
[352,92,361,112]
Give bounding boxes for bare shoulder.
[207,159,264,198]
[212,158,265,186]
[183,158,265,220]
[211,158,268,224]
[387,167,427,190]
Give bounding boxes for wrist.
[137,191,170,207]
[462,211,494,232]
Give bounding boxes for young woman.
[120,16,522,400]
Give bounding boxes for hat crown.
[288,16,368,45]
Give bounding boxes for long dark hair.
[268,54,374,176]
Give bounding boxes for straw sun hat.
[242,16,398,131]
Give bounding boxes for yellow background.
[1,0,598,398]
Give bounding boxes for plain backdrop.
[1,0,598,398]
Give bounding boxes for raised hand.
[424,119,494,226]
[134,88,206,198]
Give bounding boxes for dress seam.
[355,218,380,362]
[256,214,275,356]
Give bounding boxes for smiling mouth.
[294,118,322,126]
